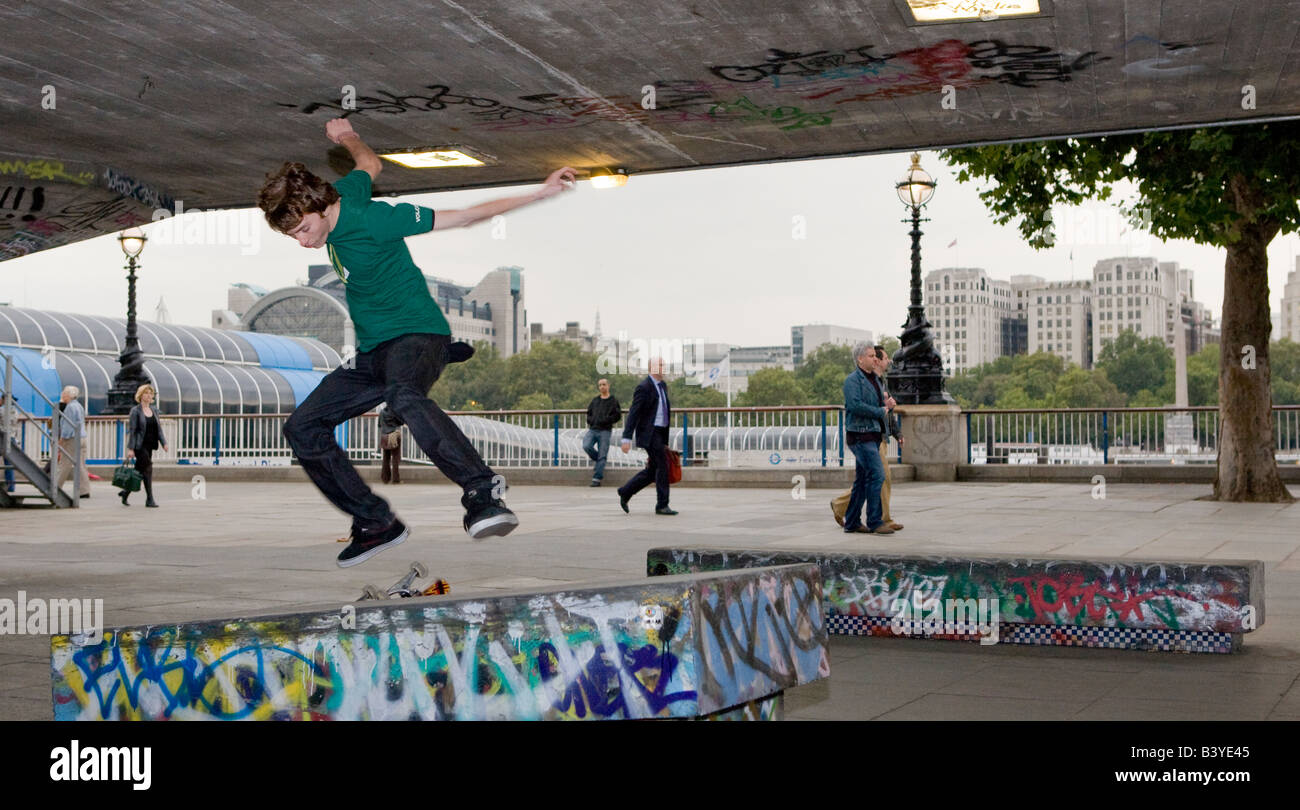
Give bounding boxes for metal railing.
[14,402,1300,471]
[5,405,859,469]
[965,406,1300,465]
[2,349,81,504]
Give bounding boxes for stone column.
[895,404,966,481]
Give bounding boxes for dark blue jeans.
[844,440,885,531]
[283,333,494,530]
[582,429,611,479]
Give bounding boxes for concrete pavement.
[2,478,1299,720]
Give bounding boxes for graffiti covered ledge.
[49,564,828,721]
[648,548,1265,654]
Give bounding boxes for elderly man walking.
[54,385,91,498]
[842,343,893,534]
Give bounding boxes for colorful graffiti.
[647,549,1262,634]
[0,185,150,261]
[0,159,95,185]
[51,565,826,721]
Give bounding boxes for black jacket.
[586,395,622,430]
[621,376,669,449]
[126,405,166,452]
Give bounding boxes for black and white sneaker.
[462,487,518,540]
[337,519,409,568]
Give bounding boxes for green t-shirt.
[325,170,450,352]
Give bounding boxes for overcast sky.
[4,149,1299,348]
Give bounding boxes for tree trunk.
[1214,202,1293,501]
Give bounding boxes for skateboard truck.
[357,562,451,600]
[386,561,427,598]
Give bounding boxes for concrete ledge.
[958,463,1300,484]
[88,463,914,488]
[51,564,828,721]
[647,547,1264,643]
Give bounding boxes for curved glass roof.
[0,306,338,369]
[0,306,340,416]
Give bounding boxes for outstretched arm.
[327,119,383,180]
[432,167,577,230]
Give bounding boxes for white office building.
[791,324,874,366]
[923,267,1015,374]
[1091,257,1171,359]
[1025,279,1093,368]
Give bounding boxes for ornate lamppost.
[889,153,954,405]
[105,227,150,414]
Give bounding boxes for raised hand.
[325,118,358,144]
[536,167,578,199]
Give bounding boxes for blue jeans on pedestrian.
[844,440,885,531]
[583,428,611,480]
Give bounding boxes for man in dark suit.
[617,357,677,515]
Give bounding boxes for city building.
[727,345,794,394]
[1091,257,1172,359]
[530,320,598,352]
[790,324,873,366]
[923,267,1015,374]
[1281,260,1300,343]
[236,265,528,358]
[1024,279,1093,368]
[211,282,268,330]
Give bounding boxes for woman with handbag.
[121,383,167,507]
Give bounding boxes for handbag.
[112,460,143,492]
[382,431,401,450]
[666,449,682,484]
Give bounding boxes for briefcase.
[666,449,682,484]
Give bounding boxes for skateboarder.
[258,118,577,566]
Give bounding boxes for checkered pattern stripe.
[825,614,1238,654]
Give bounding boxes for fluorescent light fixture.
[379,148,486,168]
[903,0,1042,23]
[589,168,629,189]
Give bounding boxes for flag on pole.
[697,356,730,389]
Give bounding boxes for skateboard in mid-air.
[357,561,451,601]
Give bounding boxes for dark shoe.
[870,524,895,535]
[392,477,400,485]
[590,479,602,487]
[844,525,869,534]
[655,506,678,516]
[462,487,518,540]
[618,493,630,513]
[145,499,159,508]
[119,490,130,506]
[80,493,90,499]
[337,519,409,568]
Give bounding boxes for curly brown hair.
[257,162,341,232]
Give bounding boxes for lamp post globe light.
[889,153,954,405]
[105,227,152,414]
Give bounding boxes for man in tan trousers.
[875,347,903,532]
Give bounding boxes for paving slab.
[2,479,1298,721]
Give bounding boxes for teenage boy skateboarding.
[259,118,576,566]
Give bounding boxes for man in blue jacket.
[842,343,895,534]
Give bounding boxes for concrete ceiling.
[3,0,1300,261]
